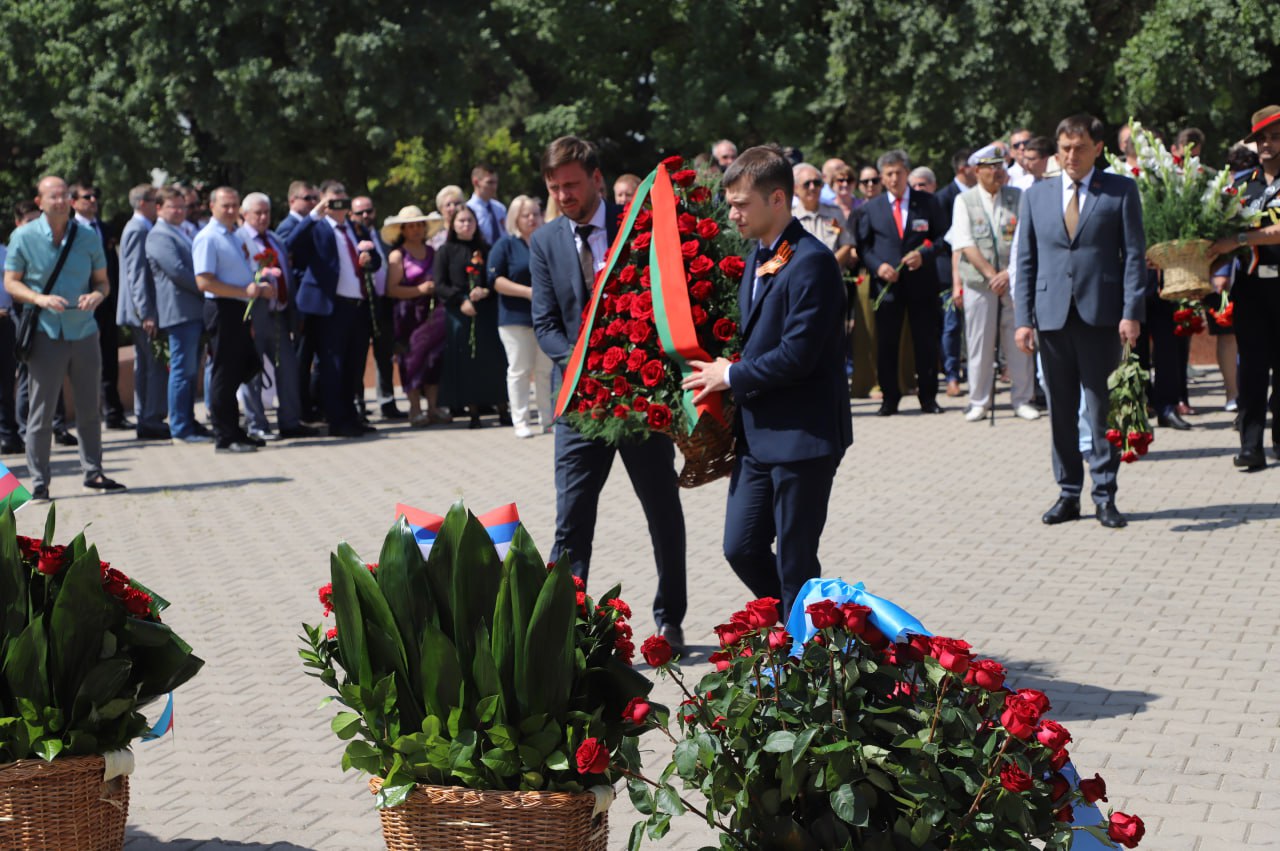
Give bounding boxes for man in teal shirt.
[3,175,126,499]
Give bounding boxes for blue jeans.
[166,319,203,438]
[940,292,963,381]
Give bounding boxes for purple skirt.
[394,298,446,389]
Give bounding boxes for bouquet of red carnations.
[1106,346,1154,463]
[556,156,749,485]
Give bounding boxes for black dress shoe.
[1233,450,1266,471]
[329,425,367,438]
[243,433,267,448]
[1095,501,1127,528]
[215,441,257,453]
[192,423,213,438]
[659,624,686,658]
[1157,409,1191,430]
[53,429,78,447]
[105,416,134,431]
[136,425,172,440]
[1041,497,1081,525]
[279,425,320,439]
[876,402,898,417]
[83,474,127,493]
[0,440,24,454]
[920,400,945,414]
[380,404,408,420]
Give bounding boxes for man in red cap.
[1209,105,1280,470]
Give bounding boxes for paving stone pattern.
[17,371,1276,851]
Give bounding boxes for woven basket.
[1148,239,1214,301]
[0,755,129,851]
[665,405,736,488]
[369,780,609,851]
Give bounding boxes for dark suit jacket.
[731,218,853,465]
[857,190,947,301]
[529,202,622,363]
[284,215,381,317]
[933,180,964,285]
[1014,171,1146,331]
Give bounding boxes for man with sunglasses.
[350,195,404,422]
[792,163,854,268]
[71,182,130,433]
[1006,129,1033,183]
[277,181,319,418]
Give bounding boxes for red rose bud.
[689,186,712,204]
[660,155,684,172]
[714,616,751,647]
[922,239,934,249]
[1055,804,1074,823]
[839,602,872,635]
[1078,773,1107,803]
[612,404,628,418]
[1001,696,1042,739]
[695,218,720,240]
[964,658,1006,691]
[929,636,973,675]
[646,403,672,430]
[1049,748,1070,770]
[1173,308,1193,322]
[1049,772,1071,802]
[672,169,698,187]
[709,650,732,671]
[641,634,673,667]
[767,627,791,651]
[1017,688,1051,714]
[743,597,781,629]
[574,737,610,775]
[631,396,650,412]
[719,255,746,278]
[676,212,697,235]
[999,764,1034,793]
[602,346,626,372]
[1107,812,1145,848]
[906,633,932,661]
[36,545,68,576]
[621,696,651,725]
[712,318,737,341]
[612,377,630,396]
[1105,428,1122,446]
[1036,719,1072,751]
[1135,442,1149,457]
[805,599,842,629]
[1122,449,1138,463]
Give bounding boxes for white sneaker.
[513,426,534,439]
[1014,404,1042,421]
[964,406,988,422]
[1225,399,1238,412]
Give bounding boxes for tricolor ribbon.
[785,577,1110,850]
[141,693,174,741]
[395,502,520,559]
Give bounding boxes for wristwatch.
[1237,232,1249,246]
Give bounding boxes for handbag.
[15,220,78,362]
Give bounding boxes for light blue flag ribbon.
[784,578,1109,850]
[140,693,174,741]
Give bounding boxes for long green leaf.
[442,504,501,667]
[49,546,118,711]
[0,509,28,643]
[331,551,371,686]
[504,524,547,716]
[519,558,575,719]
[490,565,516,705]
[419,619,462,722]
[335,543,408,688]
[3,619,49,706]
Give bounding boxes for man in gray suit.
[147,186,210,444]
[1015,113,1146,528]
[118,184,169,440]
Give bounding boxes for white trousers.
[497,324,553,430]
[963,285,1034,409]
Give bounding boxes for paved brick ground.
[15,368,1276,850]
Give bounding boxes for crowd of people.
[2,107,1277,505]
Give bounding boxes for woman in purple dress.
[382,206,448,426]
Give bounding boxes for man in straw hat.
[1208,104,1280,470]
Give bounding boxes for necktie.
[892,197,904,239]
[338,224,362,296]
[487,200,502,244]
[1065,182,1081,240]
[575,224,596,293]
[262,234,287,307]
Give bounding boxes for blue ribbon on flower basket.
[140,692,174,741]
[785,577,1109,849]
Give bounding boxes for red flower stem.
[926,675,952,745]
[947,735,1013,848]
[615,766,741,839]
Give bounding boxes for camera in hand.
[329,198,350,211]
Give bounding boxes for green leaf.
[331,712,363,740]
[518,557,575,719]
[419,621,462,721]
[655,784,685,816]
[36,737,63,762]
[763,730,797,753]
[673,738,699,776]
[49,546,119,711]
[831,783,869,827]
[791,726,819,766]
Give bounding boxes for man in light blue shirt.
[467,165,507,247]
[4,176,126,499]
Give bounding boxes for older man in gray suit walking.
[1015,113,1146,528]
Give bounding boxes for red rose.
[613,619,633,640]
[689,186,711,204]
[902,633,932,663]
[639,266,651,288]
[805,599,842,630]
[575,737,610,775]
[1017,688,1052,714]
[688,255,716,279]
[641,634,673,666]
[631,292,654,321]
[123,587,153,618]
[602,346,627,373]
[862,624,889,650]
[580,377,601,396]
[612,377,630,396]
[577,399,592,414]
[1121,450,1138,463]
[712,318,737,342]
[612,404,628,419]
[963,658,1006,691]
[626,349,647,372]
[621,696,651,725]
[605,318,625,337]
[680,239,699,260]
[325,626,338,640]
[742,597,781,629]
[1049,772,1071,802]
[631,396,650,412]
[1107,813,1144,848]
[709,650,732,671]
[628,322,653,345]
[589,328,605,348]
[1172,308,1193,322]
[1000,764,1034,793]
[1055,804,1074,823]
[839,602,872,635]
[672,169,698,187]
[767,627,791,651]
[1049,748,1070,770]
[101,567,130,598]
[646,403,672,430]
[719,256,746,278]
[17,535,41,560]
[689,280,713,301]
[613,294,635,317]
[1078,773,1107,803]
[929,636,973,675]
[633,232,651,251]
[319,583,334,616]
[1001,695,1042,739]
[640,360,666,387]
[614,636,634,663]
[1036,719,1072,751]
[660,155,684,172]
[676,212,697,235]
[633,209,653,232]
[690,305,708,326]
[695,218,719,240]
[714,616,751,647]
[586,352,603,371]
[1105,428,1122,446]
[36,545,68,576]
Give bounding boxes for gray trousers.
[130,324,169,431]
[26,331,103,489]
[239,306,302,433]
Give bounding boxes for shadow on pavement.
[1140,446,1237,460]
[1000,659,1156,723]
[1127,500,1279,530]
[46,476,292,500]
[125,829,317,851]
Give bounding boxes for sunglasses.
[1011,141,1029,149]
[859,177,881,186]
[353,209,375,215]
[834,177,851,184]
[801,179,823,189]
[301,194,319,202]
[76,192,100,200]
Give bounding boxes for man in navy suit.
[530,135,688,651]
[1015,113,1146,528]
[684,145,853,617]
[857,150,948,415]
[284,180,381,438]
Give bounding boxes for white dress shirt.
[573,201,609,272]
[946,187,1005,254]
[326,217,364,299]
[1062,167,1095,213]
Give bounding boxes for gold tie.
[1064,182,1080,240]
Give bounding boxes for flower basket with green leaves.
[1,505,204,850]
[625,592,1145,851]
[299,502,657,849]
